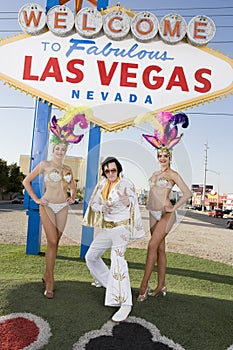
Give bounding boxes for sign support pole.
[80,123,101,258]
[25,100,51,254]
[25,0,59,255]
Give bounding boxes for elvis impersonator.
[83,156,145,322]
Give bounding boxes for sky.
[0,0,233,194]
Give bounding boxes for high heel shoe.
[148,286,167,297]
[42,277,55,291]
[44,290,54,299]
[136,286,151,302]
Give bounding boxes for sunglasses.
[104,168,117,175]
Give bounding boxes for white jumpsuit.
[84,177,144,307]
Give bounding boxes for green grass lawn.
[0,244,232,350]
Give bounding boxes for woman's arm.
[166,171,192,212]
[22,162,44,204]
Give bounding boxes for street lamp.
[202,143,208,211]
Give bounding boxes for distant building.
[191,184,233,210]
[65,156,86,190]
[19,155,29,177]
[222,193,233,211]
[192,184,213,193]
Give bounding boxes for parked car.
[11,196,24,204]
[208,209,223,218]
[223,209,232,215]
[192,205,202,211]
[226,219,233,229]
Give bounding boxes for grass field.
[0,244,233,349]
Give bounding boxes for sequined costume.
[83,177,144,307]
[43,168,72,214]
[47,202,68,214]
[146,173,176,221]
[44,170,72,184]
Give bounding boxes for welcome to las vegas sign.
[0,3,232,131]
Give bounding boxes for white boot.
[112,305,132,322]
[91,280,102,288]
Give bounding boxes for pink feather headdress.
[142,111,189,153]
[49,106,91,145]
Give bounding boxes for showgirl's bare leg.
[40,205,68,296]
[149,220,166,290]
[139,212,175,295]
[156,239,166,289]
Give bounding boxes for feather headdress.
[136,111,189,153]
[49,105,91,145]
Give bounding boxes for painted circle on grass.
[1,317,38,350]
[0,313,52,350]
[73,316,186,349]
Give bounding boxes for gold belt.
[102,219,130,229]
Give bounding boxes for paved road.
[0,202,232,265]
[182,209,230,228]
[0,201,230,228]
